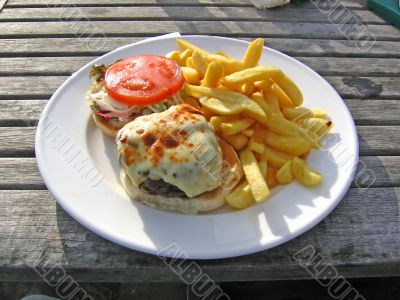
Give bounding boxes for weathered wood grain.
[324,76,399,99]
[1,75,397,99]
[0,7,385,24]
[1,37,399,58]
[0,76,66,99]
[4,0,367,9]
[1,56,399,77]
[0,186,398,281]
[0,128,36,157]
[357,126,400,155]
[0,100,45,126]
[0,158,44,189]
[345,100,400,125]
[0,21,398,40]
[0,156,398,189]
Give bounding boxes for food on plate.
[239,148,270,203]
[168,38,333,210]
[87,55,185,137]
[115,104,243,214]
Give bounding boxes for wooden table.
[1,0,400,283]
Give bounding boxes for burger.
[115,104,243,214]
[86,55,185,137]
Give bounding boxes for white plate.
[35,34,358,259]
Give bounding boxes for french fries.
[239,148,270,202]
[266,116,320,149]
[222,66,282,88]
[271,82,294,108]
[201,61,224,88]
[242,38,264,68]
[209,115,237,131]
[199,97,243,115]
[250,92,271,119]
[276,160,294,184]
[266,167,279,189]
[178,49,193,67]
[264,92,284,117]
[292,157,322,186]
[225,181,255,209]
[192,51,208,78]
[257,160,268,178]
[249,139,265,154]
[256,146,294,169]
[181,67,200,85]
[166,38,332,210]
[283,107,328,121]
[185,84,267,123]
[264,131,311,156]
[222,133,248,150]
[220,118,255,136]
[300,118,333,141]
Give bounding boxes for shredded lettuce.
[149,102,168,113]
[89,59,122,82]
[90,102,101,114]
[89,65,108,82]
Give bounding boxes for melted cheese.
[115,104,223,198]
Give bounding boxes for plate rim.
[35,34,359,259]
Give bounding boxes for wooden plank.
[0,57,95,76]
[0,186,398,281]
[0,21,398,40]
[0,128,36,157]
[0,158,44,189]
[345,100,400,125]
[324,76,399,99]
[0,155,398,189]
[0,100,45,126]
[0,7,385,24]
[357,126,400,155]
[1,56,399,77]
[2,99,400,126]
[1,76,398,99]
[295,57,400,76]
[5,0,367,9]
[0,76,66,99]
[1,37,399,58]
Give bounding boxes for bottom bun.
[120,139,243,214]
[92,113,120,138]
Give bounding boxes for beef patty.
[140,178,187,198]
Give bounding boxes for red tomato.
[104,55,184,105]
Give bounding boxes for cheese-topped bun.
[115,104,243,214]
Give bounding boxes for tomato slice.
[104,55,184,105]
